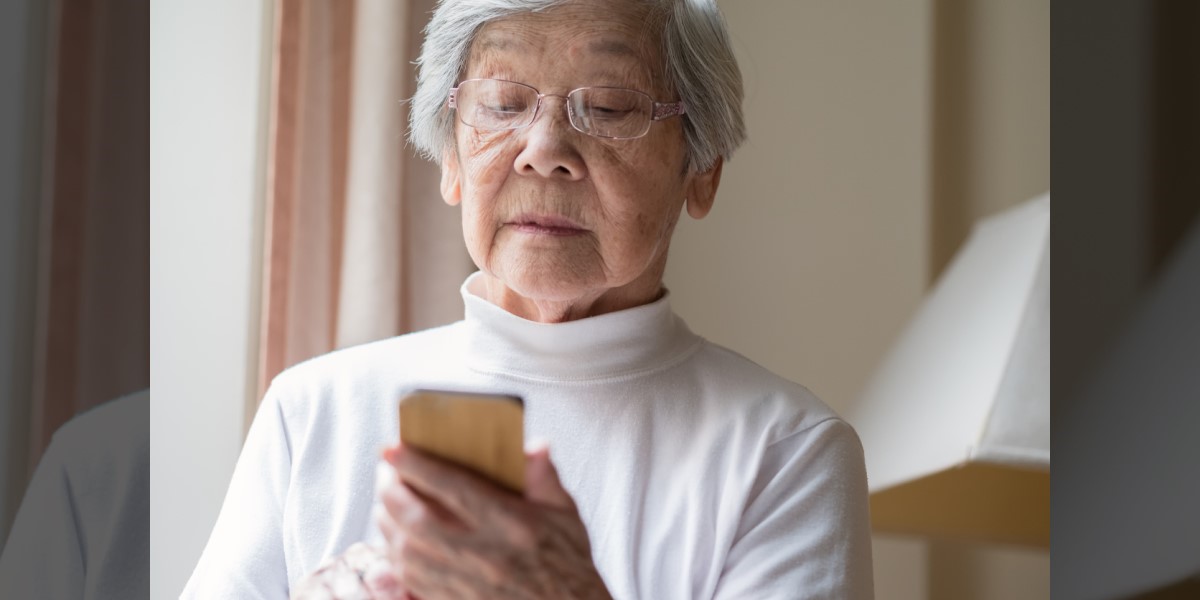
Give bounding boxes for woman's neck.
[477,271,666,324]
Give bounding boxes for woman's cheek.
[464,130,511,162]
[460,209,492,269]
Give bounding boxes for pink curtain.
[26,0,150,468]
[256,0,471,405]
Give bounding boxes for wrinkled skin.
[442,1,723,323]
[376,444,611,600]
[289,542,404,600]
[290,446,607,600]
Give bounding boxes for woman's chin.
[486,260,605,306]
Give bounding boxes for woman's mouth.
[506,214,588,237]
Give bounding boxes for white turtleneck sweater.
[183,275,873,599]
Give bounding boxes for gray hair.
[408,0,745,172]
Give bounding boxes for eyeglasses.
[448,78,687,140]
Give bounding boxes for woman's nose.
[512,97,588,181]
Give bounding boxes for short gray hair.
[408,0,745,172]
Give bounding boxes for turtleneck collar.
[460,272,701,382]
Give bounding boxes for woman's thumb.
[524,444,575,510]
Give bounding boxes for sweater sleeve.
[0,424,87,599]
[712,418,874,600]
[181,383,294,599]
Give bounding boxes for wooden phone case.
[398,389,526,493]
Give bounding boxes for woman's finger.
[387,444,512,527]
[380,480,460,529]
[523,446,576,510]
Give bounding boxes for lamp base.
[870,462,1049,547]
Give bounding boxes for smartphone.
[398,389,525,493]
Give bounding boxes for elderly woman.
[184,0,872,598]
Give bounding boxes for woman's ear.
[685,157,723,219]
[440,148,462,206]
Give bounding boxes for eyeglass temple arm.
[448,88,458,109]
[651,101,686,121]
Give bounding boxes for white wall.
[150,0,271,597]
[671,0,932,417]
[670,2,1048,599]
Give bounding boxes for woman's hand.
[289,542,406,600]
[377,443,612,600]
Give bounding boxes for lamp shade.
[1054,217,1200,599]
[845,194,1050,547]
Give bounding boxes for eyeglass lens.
[454,79,655,139]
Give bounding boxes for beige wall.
[667,1,1048,598]
[930,0,1052,274]
[668,0,932,418]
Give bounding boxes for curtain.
[0,0,150,540]
[257,0,471,406]
[29,0,150,471]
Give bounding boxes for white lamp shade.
[846,194,1050,546]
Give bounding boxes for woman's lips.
[506,214,588,237]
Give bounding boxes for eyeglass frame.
[447,78,688,140]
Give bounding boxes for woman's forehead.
[466,5,665,88]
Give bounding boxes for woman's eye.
[592,106,631,117]
[484,101,526,113]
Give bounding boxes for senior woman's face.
[440,1,722,322]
